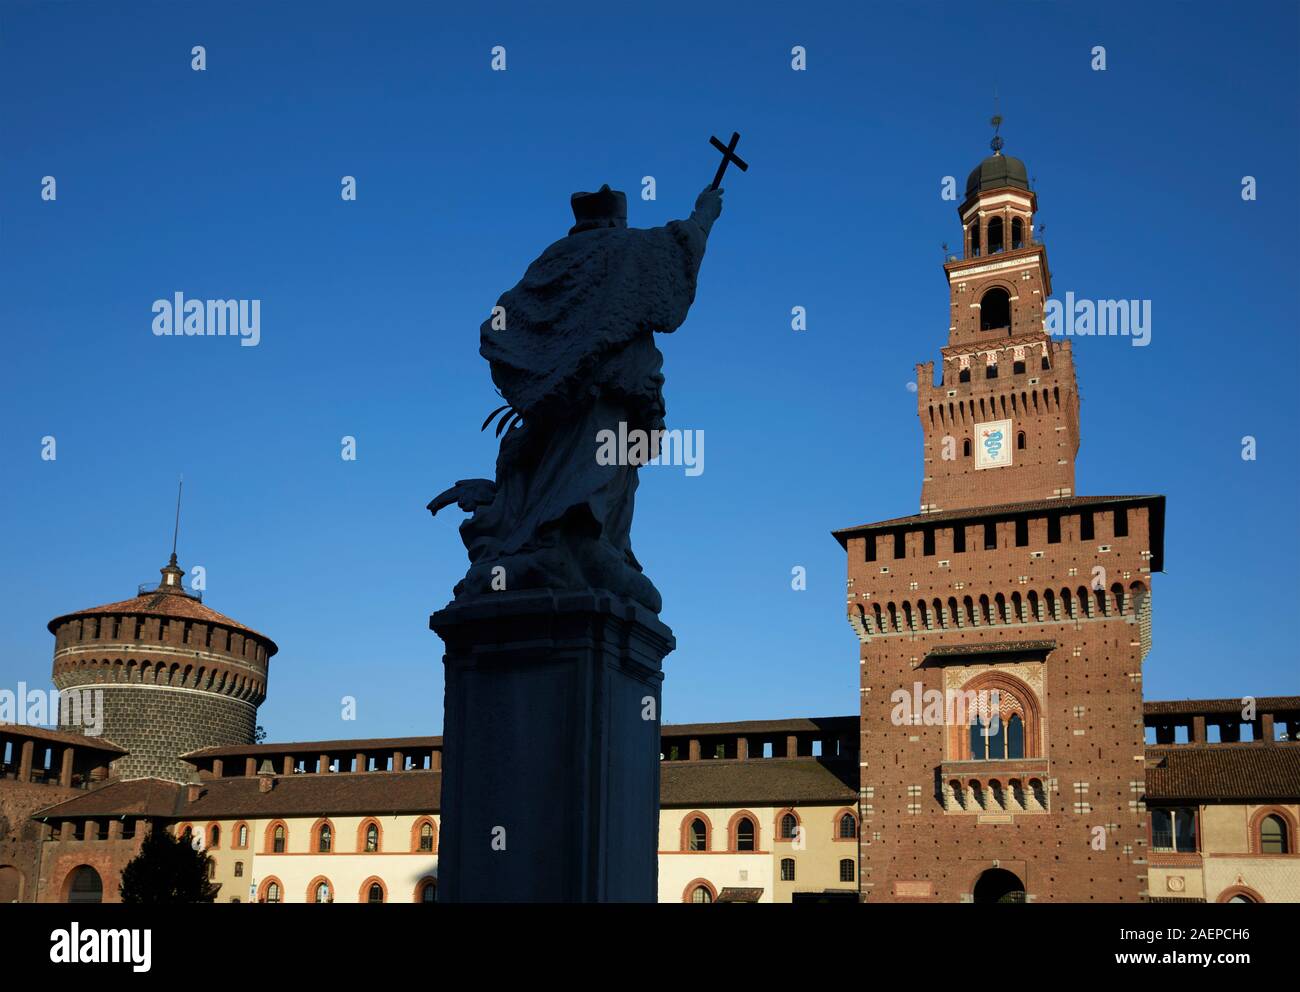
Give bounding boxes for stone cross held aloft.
[709,131,748,190]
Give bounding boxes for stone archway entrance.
[0,865,24,903]
[66,865,104,904]
[973,868,1026,904]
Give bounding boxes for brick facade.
[837,146,1162,903]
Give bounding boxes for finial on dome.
[990,114,1004,155]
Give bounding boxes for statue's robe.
[457,216,709,612]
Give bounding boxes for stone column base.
[430,589,674,902]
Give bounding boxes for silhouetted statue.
[430,184,723,613]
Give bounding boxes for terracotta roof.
[661,716,857,738]
[1145,743,1300,801]
[48,588,277,654]
[32,778,183,820]
[177,771,440,817]
[183,736,441,759]
[832,494,1166,570]
[1144,697,1300,717]
[0,723,127,755]
[661,758,857,807]
[716,887,764,903]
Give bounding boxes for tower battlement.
[47,555,278,783]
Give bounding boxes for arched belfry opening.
[973,868,1025,904]
[979,288,1011,332]
[987,216,1004,254]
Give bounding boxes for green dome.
[965,153,1029,198]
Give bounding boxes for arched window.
[780,813,798,840]
[1017,431,1026,450]
[959,366,971,383]
[962,438,972,457]
[312,879,332,903]
[1261,814,1289,854]
[839,813,857,839]
[734,816,756,851]
[987,216,1004,254]
[780,858,796,881]
[367,882,384,904]
[272,824,286,853]
[417,878,437,903]
[317,823,332,853]
[691,884,713,903]
[840,859,855,882]
[970,222,981,257]
[688,817,707,852]
[358,819,382,853]
[1006,714,1024,759]
[236,823,248,849]
[208,824,220,849]
[980,288,1011,331]
[1011,217,1024,249]
[261,878,282,904]
[419,821,435,852]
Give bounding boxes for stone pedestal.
[431,589,674,903]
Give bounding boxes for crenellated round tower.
[47,554,278,782]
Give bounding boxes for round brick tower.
[47,554,278,783]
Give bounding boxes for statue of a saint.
[430,184,723,613]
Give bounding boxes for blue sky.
[1,1,1296,743]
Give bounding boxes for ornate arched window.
[310,878,332,903]
[267,822,287,854]
[956,674,1040,761]
[260,878,282,904]
[358,819,382,853]
[732,814,756,851]
[317,823,332,853]
[1261,814,1289,854]
[687,817,708,852]
[690,884,713,903]
[418,821,435,852]
[367,882,384,903]
[839,812,857,839]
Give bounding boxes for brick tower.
[47,554,278,783]
[834,135,1165,903]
